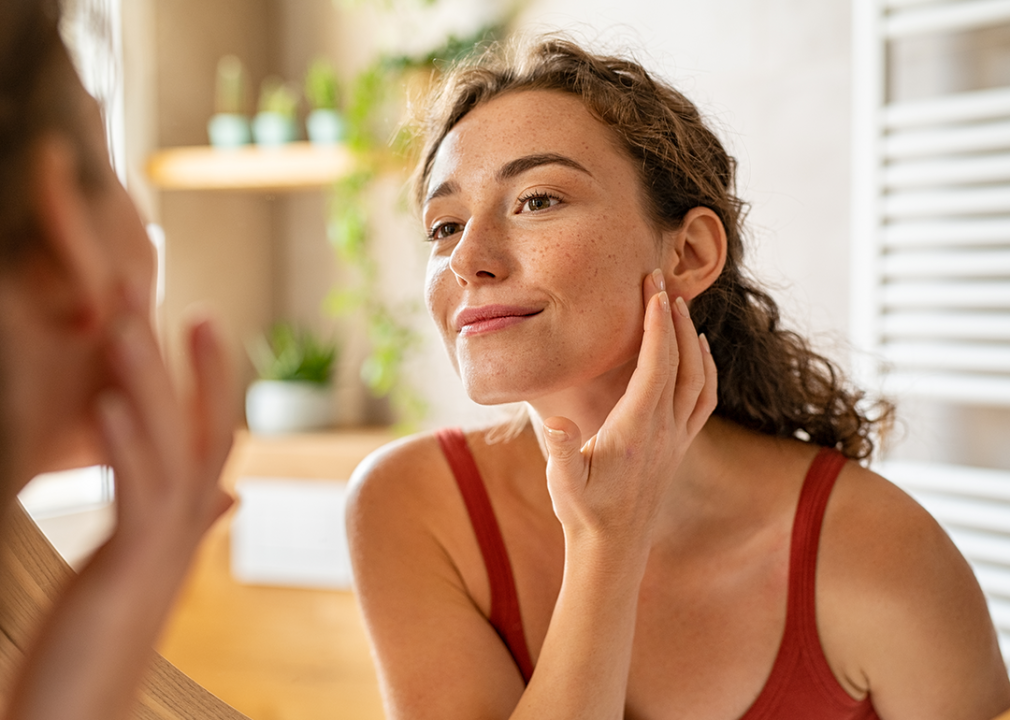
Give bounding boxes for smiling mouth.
[455,305,543,336]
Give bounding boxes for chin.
[458,363,560,407]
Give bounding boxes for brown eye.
[519,193,560,213]
[428,221,463,241]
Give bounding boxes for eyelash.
[425,191,564,242]
[426,221,463,242]
[516,191,562,213]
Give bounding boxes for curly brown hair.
[412,35,892,461]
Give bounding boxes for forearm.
[510,536,649,720]
[3,529,200,720]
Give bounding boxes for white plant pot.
[245,380,335,435]
[306,109,346,145]
[207,113,251,148]
[252,112,297,147]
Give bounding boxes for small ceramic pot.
[207,113,251,148]
[306,109,346,145]
[245,380,335,435]
[252,112,298,147]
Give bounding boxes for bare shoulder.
[348,430,450,520]
[345,428,486,581]
[345,428,530,718]
[820,461,973,608]
[819,460,1010,719]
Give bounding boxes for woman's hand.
[98,286,234,555]
[541,268,717,552]
[4,287,236,720]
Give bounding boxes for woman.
[0,1,237,718]
[347,36,1010,720]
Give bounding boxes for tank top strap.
[740,447,876,720]
[435,427,535,683]
[787,447,848,649]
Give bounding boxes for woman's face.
[423,89,668,405]
[76,89,156,316]
[47,83,156,471]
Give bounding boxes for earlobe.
[27,134,108,332]
[661,207,728,300]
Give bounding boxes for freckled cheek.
[539,219,636,307]
[424,259,458,339]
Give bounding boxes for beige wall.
[126,0,372,423]
[123,1,1010,467]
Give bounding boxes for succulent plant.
[214,55,247,115]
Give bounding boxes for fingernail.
[543,425,568,440]
[658,290,670,314]
[192,317,216,354]
[651,268,666,293]
[675,296,690,319]
[699,333,711,354]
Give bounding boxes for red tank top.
[435,428,880,720]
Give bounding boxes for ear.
[660,206,727,301]
[25,133,109,332]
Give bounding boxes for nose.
[448,217,510,287]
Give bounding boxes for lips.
[454,304,543,335]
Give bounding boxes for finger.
[687,333,718,435]
[542,416,588,501]
[641,267,666,310]
[107,312,184,473]
[670,296,707,424]
[617,290,673,424]
[188,315,235,471]
[96,391,152,520]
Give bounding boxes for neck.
[525,358,636,453]
[524,379,788,540]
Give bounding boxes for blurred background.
[17,0,1010,717]
[115,0,1010,469]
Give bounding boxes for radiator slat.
[883,218,1010,248]
[885,87,1010,129]
[884,0,1010,38]
[882,312,1010,341]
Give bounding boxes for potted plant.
[245,323,338,435]
[304,57,346,145]
[207,55,251,148]
[253,76,299,147]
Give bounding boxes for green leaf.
[248,323,337,384]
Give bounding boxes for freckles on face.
[422,90,664,404]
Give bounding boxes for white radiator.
[851,0,1010,405]
[853,1,1010,667]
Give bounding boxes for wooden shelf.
[147,142,356,191]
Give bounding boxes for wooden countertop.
[157,428,393,720]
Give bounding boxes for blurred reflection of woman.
[0,1,235,718]
[348,36,1010,720]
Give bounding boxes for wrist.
[563,529,651,584]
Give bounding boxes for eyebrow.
[424,153,592,205]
